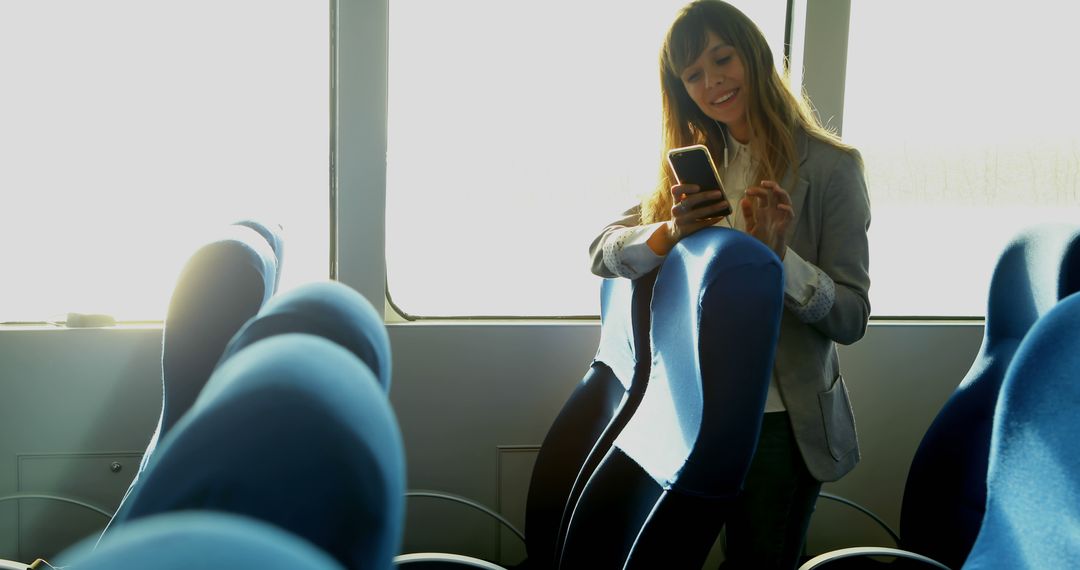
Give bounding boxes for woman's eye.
[685,72,701,83]
[716,56,731,65]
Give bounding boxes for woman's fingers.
[736,182,793,258]
[672,190,727,221]
[745,186,770,209]
[774,186,792,207]
[746,183,793,216]
[670,184,698,202]
[760,180,793,208]
[693,198,730,220]
[680,189,725,209]
[740,196,755,224]
[665,185,732,243]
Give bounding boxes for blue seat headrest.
[616,228,783,496]
[983,223,1080,349]
[967,291,1080,567]
[117,334,405,569]
[899,223,1080,566]
[160,223,279,435]
[218,280,392,391]
[231,219,285,261]
[231,219,286,290]
[58,511,343,569]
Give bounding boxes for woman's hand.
[647,184,730,255]
[741,180,794,259]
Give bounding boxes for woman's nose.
[707,70,725,86]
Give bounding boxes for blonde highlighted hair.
[642,0,853,224]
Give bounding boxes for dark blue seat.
[109,334,406,569]
[525,269,657,569]
[802,292,1080,570]
[103,221,281,531]
[218,279,391,390]
[397,267,656,569]
[0,221,284,568]
[57,512,343,569]
[559,227,784,568]
[963,291,1080,568]
[156,221,282,445]
[899,224,1080,566]
[398,228,782,569]
[800,223,1080,569]
[233,218,286,287]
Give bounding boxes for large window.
[0,1,330,323]
[844,1,1080,316]
[386,1,788,317]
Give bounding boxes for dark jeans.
[721,411,822,570]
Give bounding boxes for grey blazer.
[588,129,871,482]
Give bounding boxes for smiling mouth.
[712,89,739,106]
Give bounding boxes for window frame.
[351,0,988,323]
[365,0,803,322]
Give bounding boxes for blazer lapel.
[782,129,811,244]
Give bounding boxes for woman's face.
[679,30,749,140]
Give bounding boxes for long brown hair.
[642,0,851,224]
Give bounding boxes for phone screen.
[667,145,732,218]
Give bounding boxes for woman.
[588,1,871,568]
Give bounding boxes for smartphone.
[667,144,732,218]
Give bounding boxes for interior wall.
[0,320,981,564]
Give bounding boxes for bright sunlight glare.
[0,1,329,323]
[386,0,786,317]
[844,0,1080,316]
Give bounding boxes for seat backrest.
[217,279,391,391]
[157,223,281,435]
[559,228,784,569]
[109,334,406,569]
[522,270,656,569]
[962,291,1080,569]
[104,222,281,532]
[900,223,1080,567]
[59,512,343,569]
[232,219,286,290]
